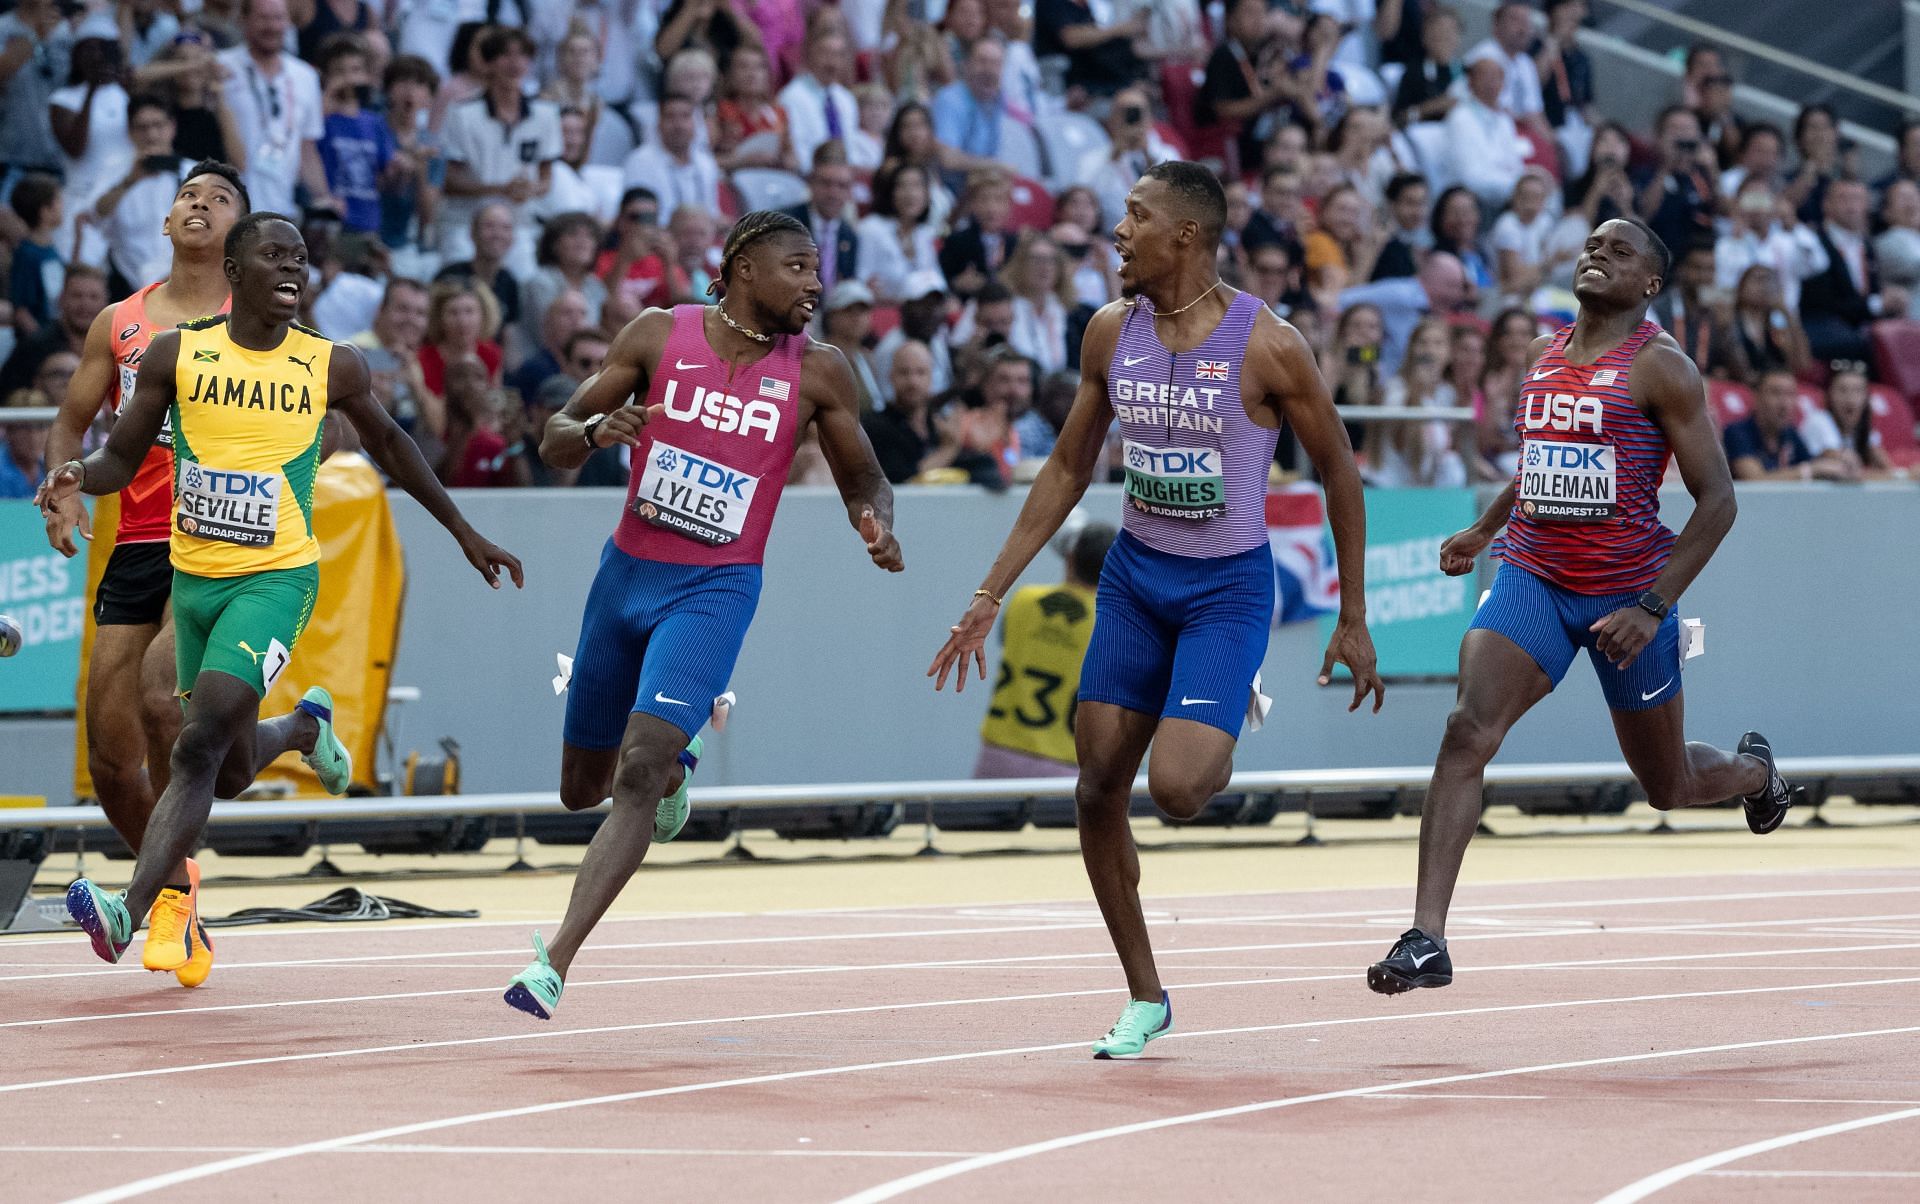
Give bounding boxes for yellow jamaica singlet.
[980,582,1098,766]
[169,316,332,578]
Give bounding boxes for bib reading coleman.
[616,305,803,564]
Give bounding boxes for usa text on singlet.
[1105,290,1279,558]
[613,305,805,567]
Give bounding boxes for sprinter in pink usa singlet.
[504,212,904,1020]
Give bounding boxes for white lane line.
[9,935,1918,1035]
[69,1009,1920,1204]
[832,1028,1920,1204]
[7,1144,977,1160]
[1704,1170,1920,1180]
[1593,1107,1920,1203]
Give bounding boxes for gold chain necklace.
[1134,279,1224,318]
[716,301,772,344]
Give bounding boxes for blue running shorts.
[564,539,762,748]
[1471,560,1681,711]
[1077,530,1274,737]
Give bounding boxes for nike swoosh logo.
[1532,368,1562,380]
[1122,355,1149,367]
[1179,696,1218,707]
[653,692,690,706]
[674,360,706,371]
[1410,951,1439,968]
[1640,679,1675,702]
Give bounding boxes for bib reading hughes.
[169,315,331,578]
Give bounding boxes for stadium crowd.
[3,0,1918,501]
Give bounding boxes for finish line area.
[7,784,1920,1203]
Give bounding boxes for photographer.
[1086,85,1176,228]
[1635,105,1717,262]
[93,95,190,297]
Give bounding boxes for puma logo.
[238,641,266,665]
[287,353,316,376]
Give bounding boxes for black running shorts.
[93,541,173,627]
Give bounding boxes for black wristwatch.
[581,413,608,450]
[1636,590,1670,620]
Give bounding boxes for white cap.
[1464,40,1506,70]
[902,269,949,300]
[825,281,876,312]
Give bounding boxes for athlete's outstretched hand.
[928,593,999,692]
[594,403,663,448]
[43,491,91,558]
[1438,524,1493,576]
[1590,606,1659,669]
[458,528,526,591]
[1318,616,1385,713]
[33,460,85,516]
[859,507,904,572]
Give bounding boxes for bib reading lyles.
[633,439,761,547]
[1518,439,1615,521]
[1123,441,1226,519]
[177,463,282,546]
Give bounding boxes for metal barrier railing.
[3,754,1916,831]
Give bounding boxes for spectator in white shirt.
[1490,169,1557,304]
[93,96,192,294]
[777,25,860,172]
[439,26,560,272]
[218,0,334,218]
[1001,231,1074,376]
[1444,47,1528,212]
[856,160,943,304]
[1474,2,1551,146]
[49,37,132,266]
[1084,85,1178,230]
[1715,176,1828,312]
[621,94,722,224]
[1720,122,1785,200]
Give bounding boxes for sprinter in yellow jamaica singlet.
[37,212,525,979]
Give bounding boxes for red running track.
[6,869,1920,1203]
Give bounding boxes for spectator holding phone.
[94,96,191,296]
[1725,264,1812,386]
[1635,104,1717,261]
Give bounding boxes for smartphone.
[1347,345,1379,366]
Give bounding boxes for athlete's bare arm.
[801,341,903,572]
[36,331,179,510]
[1589,335,1735,668]
[40,306,121,555]
[1439,333,1553,576]
[539,309,675,470]
[928,302,1123,691]
[1250,310,1384,713]
[330,342,525,590]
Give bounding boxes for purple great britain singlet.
[1107,290,1277,557]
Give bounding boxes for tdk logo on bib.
[1127,447,1215,475]
[660,378,781,442]
[654,447,752,498]
[185,467,277,497]
[1531,443,1608,471]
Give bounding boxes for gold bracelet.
[972,588,1003,607]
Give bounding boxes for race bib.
[1122,441,1225,520]
[176,463,280,546]
[117,363,173,448]
[1518,440,1614,522]
[631,440,759,546]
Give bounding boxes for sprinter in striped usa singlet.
[503,211,903,1021]
[1368,218,1803,996]
[931,162,1383,1058]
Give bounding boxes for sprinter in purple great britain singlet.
[930,162,1384,1059]
[501,211,904,1021]
[1367,218,1804,997]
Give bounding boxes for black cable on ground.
[204,887,477,928]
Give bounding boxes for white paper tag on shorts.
[552,652,574,695]
[1681,618,1705,661]
[1246,672,1273,733]
[711,690,737,731]
[260,637,291,692]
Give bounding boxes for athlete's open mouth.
[798,298,816,317]
[183,217,209,230]
[1580,265,1609,281]
[273,282,301,301]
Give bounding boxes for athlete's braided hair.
[710,210,810,295]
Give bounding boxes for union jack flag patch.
[1196,360,1229,381]
[759,376,791,401]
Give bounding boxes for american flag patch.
[1591,369,1618,387]
[759,376,791,401]
[1196,360,1229,381]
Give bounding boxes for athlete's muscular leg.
[1610,695,1765,811]
[124,671,316,920]
[86,622,163,849]
[1413,630,1554,939]
[140,617,182,798]
[558,744,622,812]
[212,705,318,801]
[1146,717,1236,821]
[1074,701,1162,1002]
[545,713,689,978]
